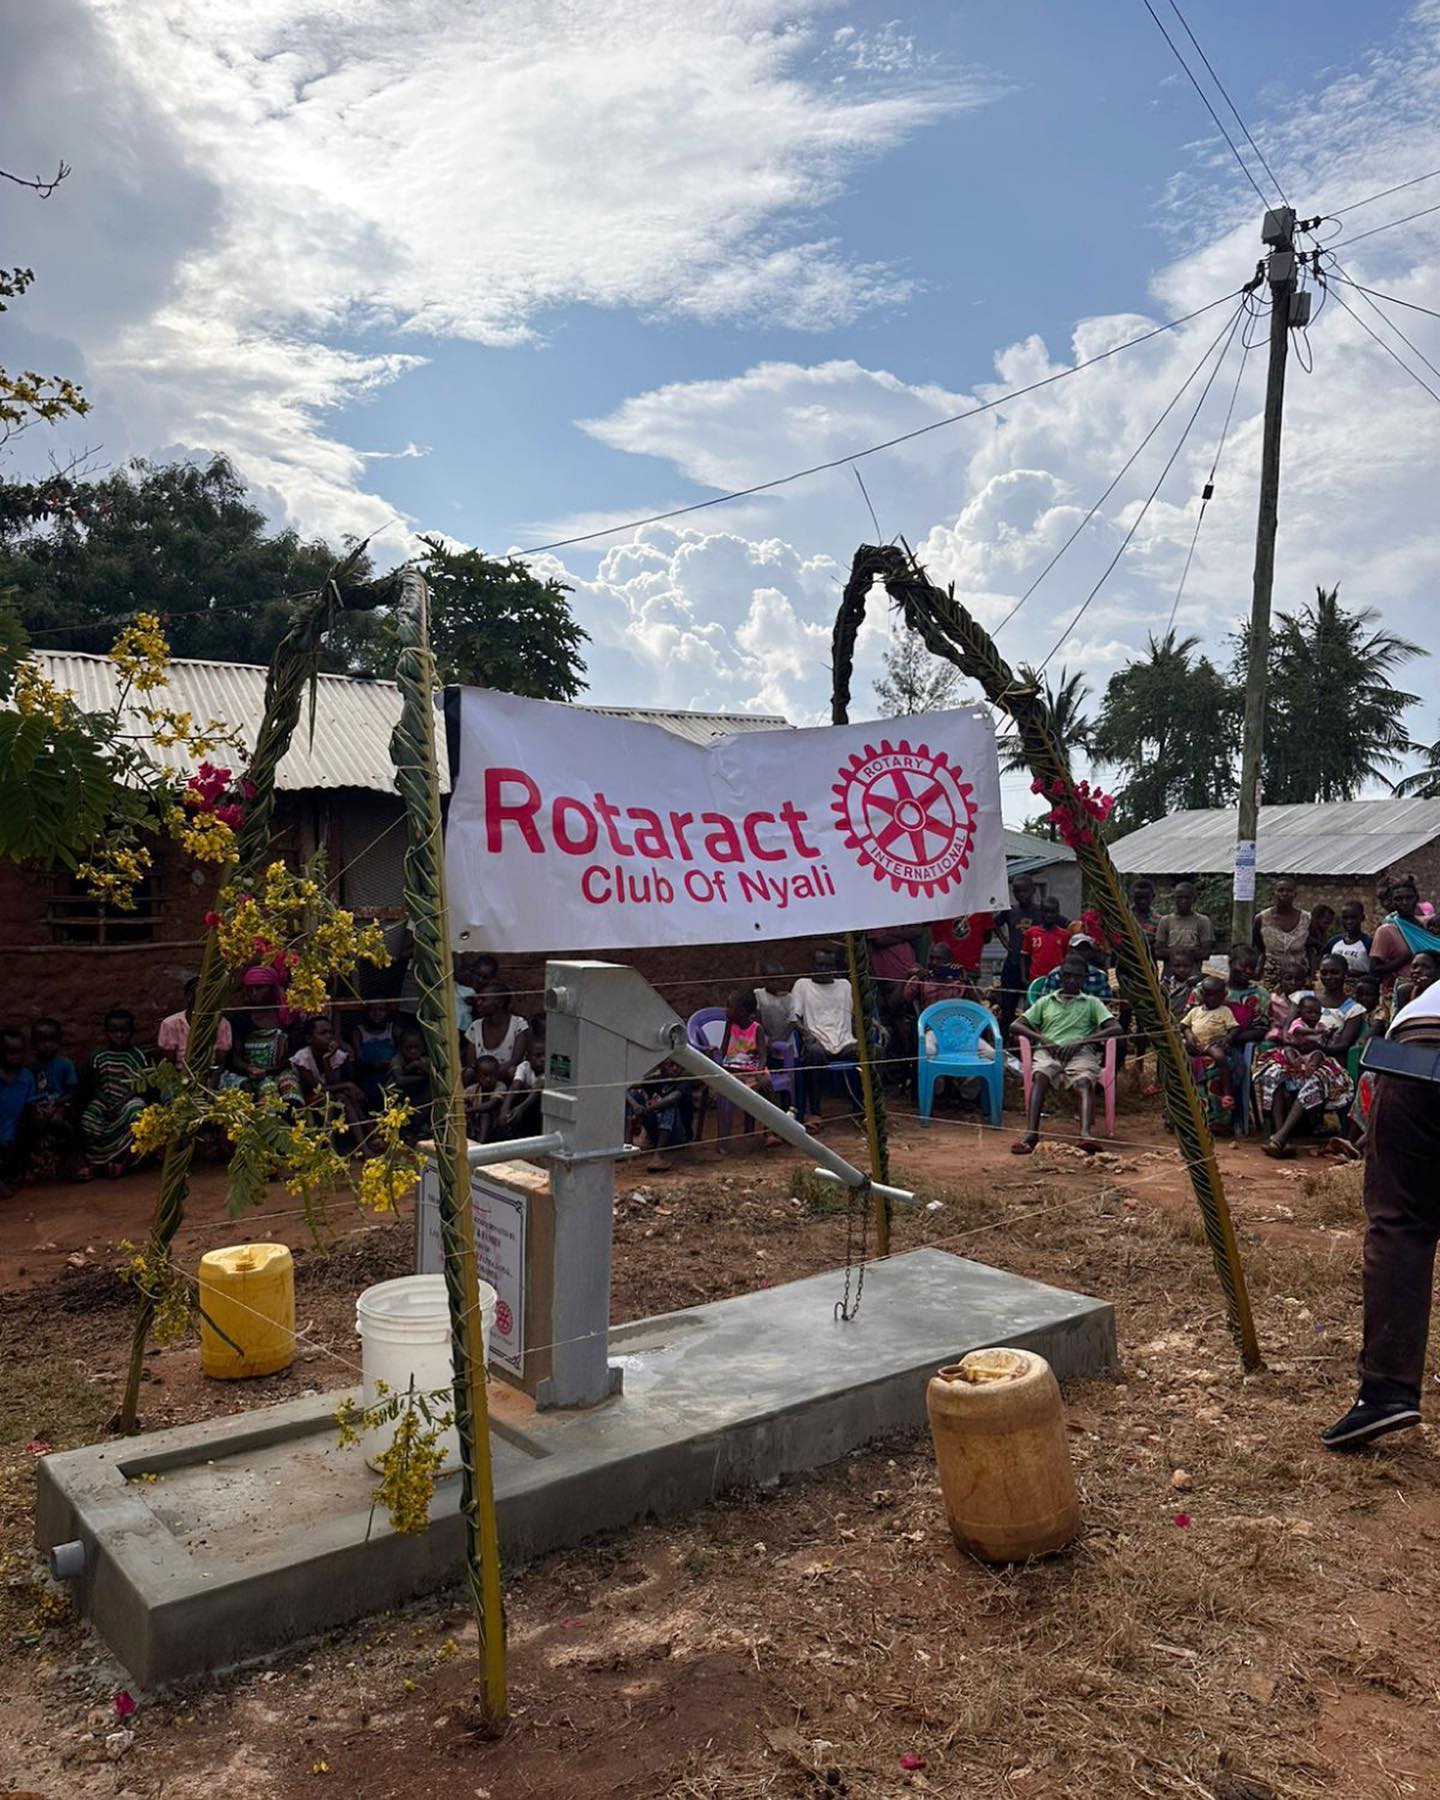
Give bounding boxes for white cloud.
[8,0,1440,801]
[2,0,986,543]
[552,0,1440,779]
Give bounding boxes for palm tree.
[1235,586,1425,803]
[999,663,1092,771]
[1396,724,1440,797]
[1090,631,1238,828]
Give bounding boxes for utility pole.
[1232,208,1303,945]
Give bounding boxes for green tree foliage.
[1092,631,1238,830]
[3,456,354,662]
[1000,664,1091,771]
[1232,586,1424,803]
[5,459,590,701]
[1397,723,1440,798]
[0,594,138,863]
[0,267,92,537]
[406,536,587,699]
[873,625,971,716]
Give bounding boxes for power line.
[1140,0,1271,207]
[1319,268,1440,324]
[1166,314,1253,632]
[1333,198,1440,250]
[1034,295,1249,675]
[991,296,1253,639]
[1325,254,1440,388]
[1164,0,1289,204]
[1323,282,1440,407]
[517,289,1245,556]
[1330,167,1440,219]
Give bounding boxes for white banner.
[444,689,1007,951]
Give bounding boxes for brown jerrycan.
[926,1347,1081,1562]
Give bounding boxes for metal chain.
[834,1173,871,1322]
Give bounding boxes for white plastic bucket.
[354,1274,496,1474]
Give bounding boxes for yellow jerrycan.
[926,1347,1081,1562]
[199,1242,296,1379]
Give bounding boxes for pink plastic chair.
[1018,1034,1118,1137]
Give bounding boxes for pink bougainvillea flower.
[1173,1511,1192,1528]
[241,778,258,801]
[203,910,221,929]
[114,1689,137,1718]
[214,805,245,829]
[900,1752,928,1771]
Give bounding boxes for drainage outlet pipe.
[49,1540,86,1580]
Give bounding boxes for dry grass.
[6,1141,1440,1797]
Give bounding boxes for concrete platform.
[36,1249,1115,1688]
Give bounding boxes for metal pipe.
[665,1031,914,1207]
[464,1132,565,1166]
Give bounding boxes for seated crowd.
[0,950,549,1197]
[4,872,1436,1192]
[634,867,1440,1168]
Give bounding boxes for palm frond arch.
[832,544,1260,1370]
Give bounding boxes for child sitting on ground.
[464,1054,507,1144]
[27,1017,82,1180]
[626,1060,700,1173]
[349,1002,401,1111]
[717,990,778,1151]
[291,1016,371,1147]
[501,1025,545,1139]
[1181,975,1240,1113]
[388,1027,432,1141]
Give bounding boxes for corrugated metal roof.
[29,652,791,793]
[1110,800,1440,877]
[1003,826,1075,865]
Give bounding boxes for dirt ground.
[3,1090,1439,1799]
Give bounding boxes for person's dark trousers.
[1359,1071,1440,1408]
[801,1045,862,1113]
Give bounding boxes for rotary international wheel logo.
[831,739,978,898]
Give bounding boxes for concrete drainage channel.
[36,1249,1115,1689]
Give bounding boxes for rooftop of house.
[1109,799,1440,878]
[30,651,791,795]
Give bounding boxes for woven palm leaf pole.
[835,544,1261,1371]
[827,597,892,1264]
[119,556,390,1431]
[391,569,507,1728]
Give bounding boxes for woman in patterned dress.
[80,1008,151,1178]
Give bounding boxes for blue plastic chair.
[917,999,1004,1126]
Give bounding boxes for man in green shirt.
[1011,955,1122,1155]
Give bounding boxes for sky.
[4,0,1440,824]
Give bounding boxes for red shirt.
[1022,923,1072,979]
[932,912,995,973]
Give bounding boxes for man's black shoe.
[1320,1399,1422,1451]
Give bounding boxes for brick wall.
[0,848,212,1056]
[1144,837,1440,942]
[456,935,832,1030]
[0,800,313,1061]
